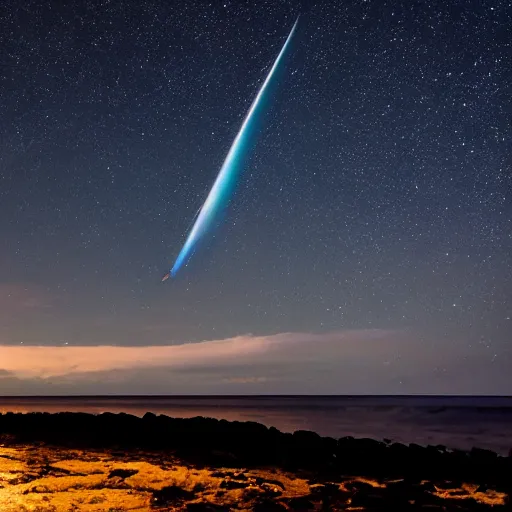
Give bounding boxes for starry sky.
[0,0,510,394]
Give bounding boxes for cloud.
[0,329,395,379]
[0,329,510,395]
[222,376,269,384]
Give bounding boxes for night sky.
[0,0,510,394]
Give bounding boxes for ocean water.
[0,396,510,455]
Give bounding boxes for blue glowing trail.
[166,17,299,279]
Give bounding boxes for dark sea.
[0,396,510,455]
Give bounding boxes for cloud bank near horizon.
[0,329,509,394]
[0,330,393,378]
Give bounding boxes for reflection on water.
[0,396,511,455]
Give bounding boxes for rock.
[253,500,287,512]
[323,482,340,494]
[470,447,498,462]
[420,481,437,493]
[0,411,507,487]
[254,477,286,490]
[186,503,229,512]
[386,479,440,508]
[434,480,461,490]
[309,481,350,507]
[260,483,282,496]
[212,469,247,480]
[108,468,138,479]
[219,479,249,490]
[385,480,416,506]
[286,496,316,510]
[151,485,194,506]
[209,450,238,465]
[344,480,375,493]
[350,491,385,508]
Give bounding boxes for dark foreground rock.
[0,411,510,493]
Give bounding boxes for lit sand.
[0,446,507,511]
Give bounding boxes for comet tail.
[168,16,299,277]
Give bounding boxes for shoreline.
[0,412,510,510]
[0,411,510,481]
[1,396,511,456]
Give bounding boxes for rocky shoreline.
[0,412,510,510]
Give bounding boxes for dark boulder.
[0,411,508,488]
[186,503,230,512]
[151,485,194,507]
[219,479,250,490]
[108,468,138,479]
[253,500,287,512]
[286,496,316,510]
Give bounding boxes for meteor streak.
[166,16,299,279]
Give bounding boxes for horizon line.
[0,394,510,399]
